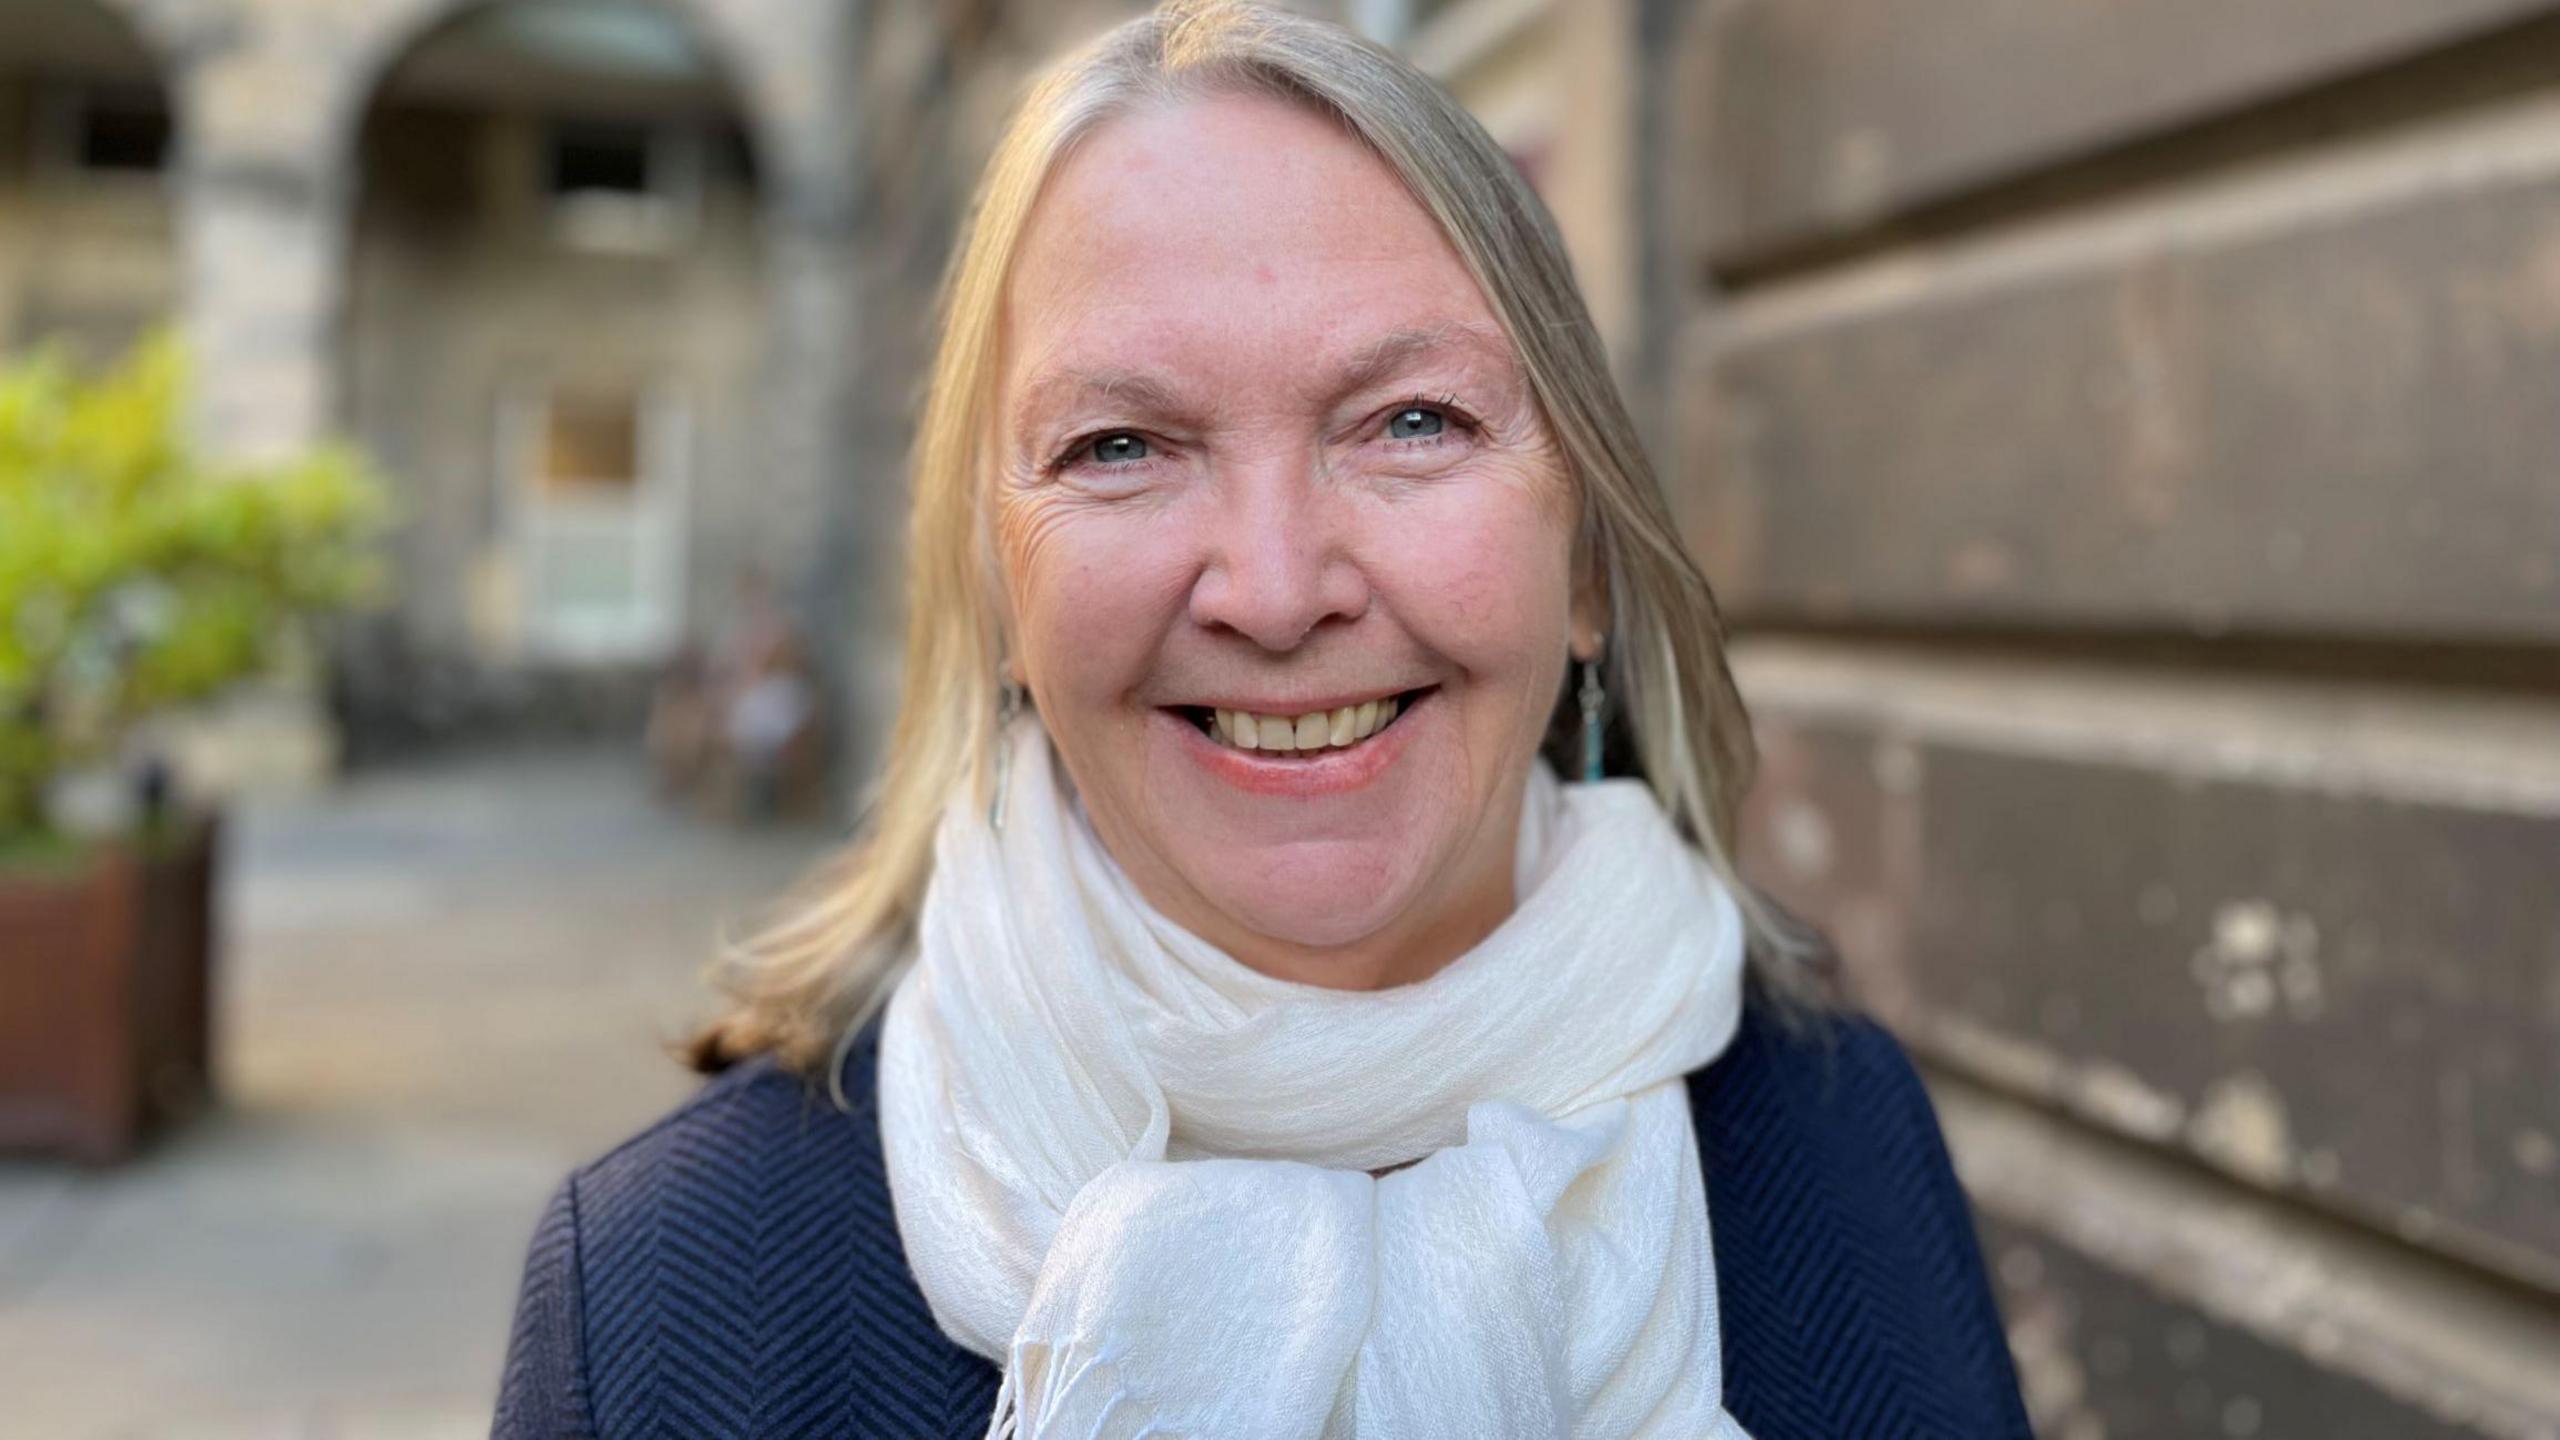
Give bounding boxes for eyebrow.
[1007,320,1517,452]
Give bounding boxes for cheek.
[1376,473,1575,670]
[1000,496,1192,701]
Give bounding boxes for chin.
[1177,836,1435,956]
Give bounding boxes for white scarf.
[877,717,1754,1439]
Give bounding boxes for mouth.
[1172,687,1435,758]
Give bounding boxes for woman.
[494,3,2028,1436]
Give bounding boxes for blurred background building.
[1645,4,2560,1437]
[1,0,875,778]
[2,0,2555,1435]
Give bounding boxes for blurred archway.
[338,0,772,756]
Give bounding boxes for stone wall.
[1650,2,2560,1434]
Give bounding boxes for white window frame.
[498,377,692,665]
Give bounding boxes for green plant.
[0,332,390,847]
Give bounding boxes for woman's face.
[995,89,1594,989]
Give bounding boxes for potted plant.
[0,334,388,1163]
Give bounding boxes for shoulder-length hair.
[682,0,1837,1075]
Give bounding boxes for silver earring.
[990,679,1024,830]
[1578,655,1606,783]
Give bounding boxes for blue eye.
[1386,406,1445,440]
[1088,432,1151,465]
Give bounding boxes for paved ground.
[0,748,838,1439]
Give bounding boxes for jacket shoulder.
[495,1020,998,1439]
[1690,992,2033,1439]
[570,1046,841,1226]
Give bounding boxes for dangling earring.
[1577,652,1607,783]
[990,677,1024,831]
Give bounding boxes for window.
[549,122,651,198]
[504,380,689,662]
[76,85,170,172]
[538,388,641,493]
[543,118,698,253]
[34,82,171,177]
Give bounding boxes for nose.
[1185,457,1370,652]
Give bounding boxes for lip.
[1159,687,1431,798]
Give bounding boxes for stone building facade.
[1647,2,2560,1435]
[3,0,879,764]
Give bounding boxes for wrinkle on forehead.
[1334,319,1514,394]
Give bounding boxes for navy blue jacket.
[493,989,2030,1438]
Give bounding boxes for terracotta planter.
[0,815,219,1165]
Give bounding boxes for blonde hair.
[681,0,1837,1076]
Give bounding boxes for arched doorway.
[338,0,771,753]
[0,0,175,365]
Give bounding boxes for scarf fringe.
[988,1351,1165,1440]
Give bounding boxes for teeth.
[1205,696,1409,754]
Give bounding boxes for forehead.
[999,89,1509,399]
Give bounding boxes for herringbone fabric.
[492,988,2029,1439]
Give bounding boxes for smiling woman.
[493,3,2031,1437]
[995,90,1587,987]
